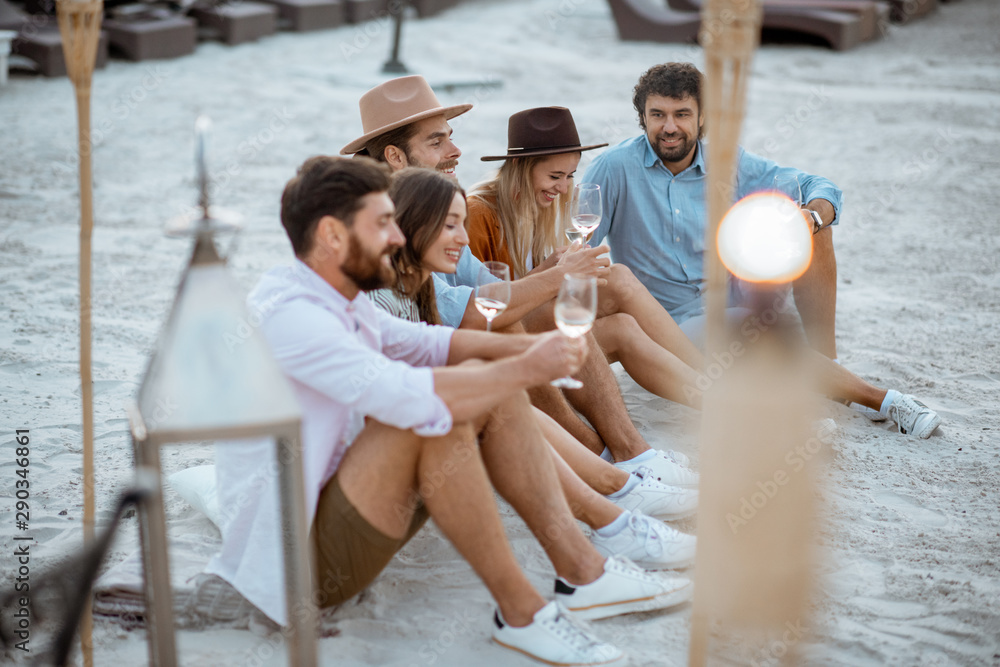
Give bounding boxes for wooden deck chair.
[606,0,701,43]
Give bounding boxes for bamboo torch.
[690,2,825,665]
[57,1,103,664]
[689,0,762,664]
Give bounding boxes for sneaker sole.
[644,506,698,522]
[563,581,693,621]
[491,638,626,666]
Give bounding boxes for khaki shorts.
[310,475,429,608]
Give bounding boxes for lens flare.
[717,192,813,283]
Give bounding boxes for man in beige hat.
[341,74,468,179]
[343,77,702,490]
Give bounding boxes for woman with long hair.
[467,107,706,409]
[368,167,697,571]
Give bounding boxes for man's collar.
[642,135,707,176]
[292,258,357,306]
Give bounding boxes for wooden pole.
[690,1,762,665]
[56,1,103,664]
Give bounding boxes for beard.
[649,130,699,166]
[342,231,395,291]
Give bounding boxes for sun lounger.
[409,0,462,19]
[0,1,110,76]
[667,0,866,50]
[256,0,344,31]
[343,0,388,24]
[757,0,890,41]
[888,0,936,23]
[605,0,701,43]
[102,12,197,61]
[188,1,278,45]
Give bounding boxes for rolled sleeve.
[736,148,843,225]
[433,274,474,328]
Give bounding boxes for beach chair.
[256,0,345,32]
[187,0,278,45]
[101,6,197,61]
[605,0,701,44]
[343,0,387,24]
[0,0,109,76]
[756,0,890,41]
[668,0,866,50]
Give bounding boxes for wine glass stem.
[486,319,492,332]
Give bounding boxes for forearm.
[432,356,542,421]
[457,269,562,330]
[446,329,535,364]
[804,198,836,226]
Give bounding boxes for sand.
[1,0,999,664]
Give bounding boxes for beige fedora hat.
[340,75,473,156]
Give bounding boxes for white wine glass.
[550,274,597,389]
[564,223,585,246]
[571,183,602,242]
[773,174,802,207]
[475,261,511,332]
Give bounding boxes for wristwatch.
[806,209,825,234]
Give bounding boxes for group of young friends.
[206,63,943,665]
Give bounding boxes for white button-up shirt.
[206,260,454,624]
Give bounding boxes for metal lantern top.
[134,118,300,442]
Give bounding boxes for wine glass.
[550,274,597,389]
[475,261,511,332]
[571,183,602,242]
[773,174,802,207]
[564,222,586,246]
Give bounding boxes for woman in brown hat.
[468,107,707,410]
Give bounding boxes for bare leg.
[599,264,704,369]
[478,392,607,586]
[593,313,703,409]
[548,445,623,530]
[534,407,629,495]
[809,350,886,410]
[793,226,838,359]
[497,320,607,454]
[522,301,651,461]
[336,419,546,626]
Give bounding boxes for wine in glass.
[475,261,511,332]
[551,274,597,389]
[571,183,602,241]
[773,174,802,207]
[565,223,585,246]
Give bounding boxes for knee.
[602,264,639,309]
[596,313,639,348]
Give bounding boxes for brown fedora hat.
[481,107,607,162]
[340,75,472,156]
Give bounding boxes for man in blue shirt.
[585,63,941,438]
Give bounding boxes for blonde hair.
[468,154,574,279]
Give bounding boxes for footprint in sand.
[874,491,948,527]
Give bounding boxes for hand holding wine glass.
[571,183,602,242]
[551,274,597,389]
[475,261,511,332]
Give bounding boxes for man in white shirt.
[209,156,691,666]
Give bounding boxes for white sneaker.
[615,450,699,489]
[887,394,941,439]
[492,601,625,666]
[555,556,693,621]
[590,511,696,570]
[660,448,691,468]
[608,470,698,521]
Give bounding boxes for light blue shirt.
[584,136,842,323]
[432,248,498,328]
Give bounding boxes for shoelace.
[888,396,924,435]
[605,555,669,585]
[634,466,685,498]
[627,514,665,558]
[542,607,606,651]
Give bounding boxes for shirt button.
[675,236,680,242]
[674,209,680,214]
